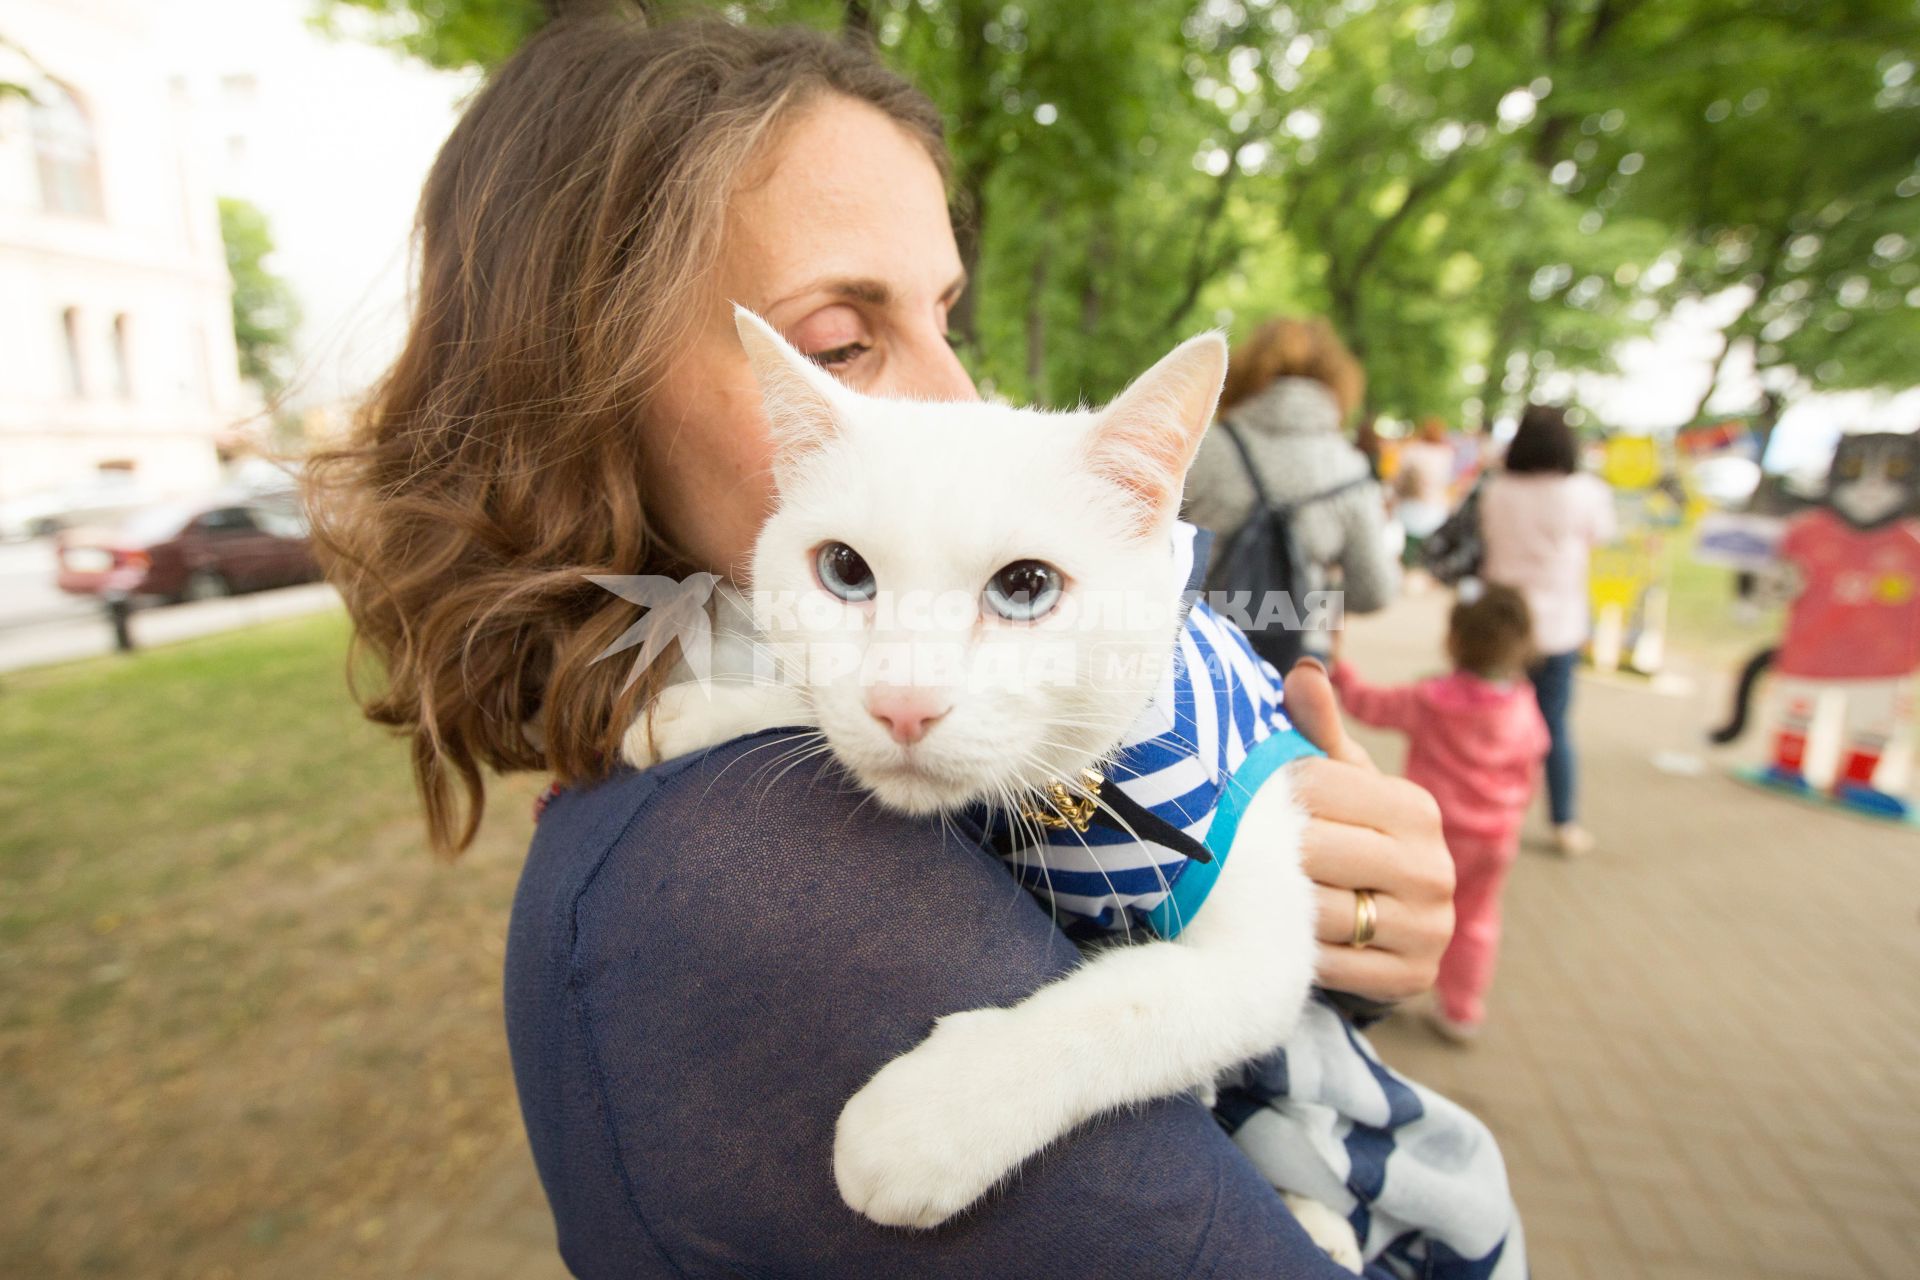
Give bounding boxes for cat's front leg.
[833,1005,1039,1229]
[835,776,1318,1228]
[622,680,811,768]
[1283,1193,1364,1273]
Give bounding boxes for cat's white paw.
[834,1008,1033,1229]
[623,687,687,769]
[623,682,722,768]
[1283,1192,1364,1273]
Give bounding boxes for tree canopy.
[316,0,1919,424]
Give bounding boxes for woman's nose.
[882,329,979,403]
[922,339,980,403]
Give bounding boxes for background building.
[0,0,248,505]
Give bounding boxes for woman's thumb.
[1284,657,1373,769]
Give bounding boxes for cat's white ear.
[1088,332,1229,535]
[733,305,844,481]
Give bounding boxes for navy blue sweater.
[505,729,1351,1277]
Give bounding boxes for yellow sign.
[1602,436,1661,491]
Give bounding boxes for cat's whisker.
[995,772,1064,931]
[684,725,819,802]
[1006,746,1154,945]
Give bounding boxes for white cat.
[625,308,1357,1269]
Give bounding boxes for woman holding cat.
[310,11,1458,1276]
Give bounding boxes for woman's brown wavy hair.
[1218,316,1367,422]
[305,11,945,855]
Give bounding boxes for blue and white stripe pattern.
[999,524,1305,938]
[1218,1000,1526,1278]
[998,523,1526,1280]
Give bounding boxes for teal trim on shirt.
[1145,727,1325,940]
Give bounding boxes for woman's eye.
[815,542,877,602]
[806,342,871,370]
[984,560,1064,622]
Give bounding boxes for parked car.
[0,475,155,541]
[54,496,319,603]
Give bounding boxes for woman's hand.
[1283,657,1455,1003]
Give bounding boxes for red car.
[55,496,320,603]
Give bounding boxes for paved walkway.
[1352,588,1919,1280]
[433,588,1920,1279]
[0,581,341,673]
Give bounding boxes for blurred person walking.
[1353,414,1385,481]
[1185,316,1399,664]
[1480,405,1616,855]
[1331,585,1549,1042]
[1394,416,1456,565]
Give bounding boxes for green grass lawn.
[0,564,1894,1275]
[0,613,542,1278]
[1659,535,1778,666]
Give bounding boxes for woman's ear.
[1086,332,1229,535]
[733,305,845,482]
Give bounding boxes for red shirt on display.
[1776,508,1920,680]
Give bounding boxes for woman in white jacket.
[1184,316,1400,659]
[1480,405,1616,855]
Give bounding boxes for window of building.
[30,82,104,219]
[110,314,132,398]
[60,308,85,396]
[191,324,213,406]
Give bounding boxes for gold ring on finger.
[1351,888,1378,949]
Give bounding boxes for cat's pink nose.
[867,691,950,745]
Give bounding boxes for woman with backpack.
[1184,316,1400,669]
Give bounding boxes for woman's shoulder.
[515,729,964,957]
[1485,469,1584,505]
[504,734,1338,1278]
[1265,432,1372,502]
[1570,470,1612,502]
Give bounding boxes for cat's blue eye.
[984,560,1063,622]
[815,542,877,602]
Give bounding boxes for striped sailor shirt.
[997,523,1322,939]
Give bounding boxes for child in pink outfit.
[1331,585,1550,1039]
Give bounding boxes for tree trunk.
[1150,130,1254,342]
[1026,232,1052,400]
[1684,330,1739,426]
[841,0,877,45]
[1080,225,1108,336]
[1751,387,1785,466]
[946,1,995,352]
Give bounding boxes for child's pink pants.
[1434,825,1522,1026]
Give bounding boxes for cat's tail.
[1709,647,1777,745]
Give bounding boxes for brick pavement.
[1355,587,1920,1280]
[433,587,1919,1278]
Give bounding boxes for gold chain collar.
[1020,768,1106,832]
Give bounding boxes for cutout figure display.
[1713,433,1920,820]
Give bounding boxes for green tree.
[1553,0,1920,417]
[315,0,1919,425]
[310,0,549,71]
[219,197,302,398]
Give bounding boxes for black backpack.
[1205,420,1368,673]
[1419,475,1486,585]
